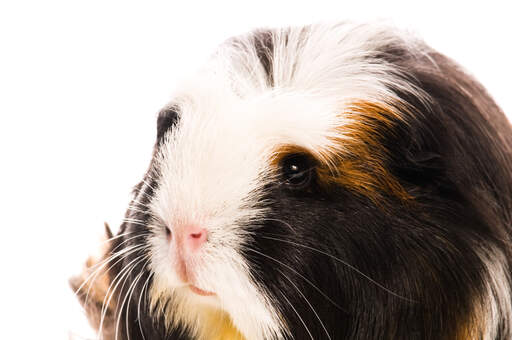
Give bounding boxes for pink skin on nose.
[171,224,209,283]
[185,225,208,252]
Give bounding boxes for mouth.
[188,284,216,296]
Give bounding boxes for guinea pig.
[70,22,512,340]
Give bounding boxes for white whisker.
[246,248,344,311]
[261,218,296,234]
[126,205,149,215]
[277,268,331,340]
[121,218,148,228]
[101,262,136,340]
[102,231,134,244]
[280,290,314,340]
[74,243,143,301]
[110,234,149,254]
[98,245,150,338]
[261,235,414,302]
[141,178,157,193]
[133,187,154,202]
[130,198,152,209]
[82,244,147,308]
[115,257,149,340]
[137,272,153,340]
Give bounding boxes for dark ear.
[156,106,179,141]
[69,223,116,340]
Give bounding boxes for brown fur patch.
[454,300,487,340]
[272,101,411,203]
[455,321,483,340]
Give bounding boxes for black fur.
[157,106,179,142]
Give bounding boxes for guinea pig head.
[145,89,353,339]
[82,24,512,340]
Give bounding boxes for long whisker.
[114,263,141,340]
[114,262,142,340]
[141,178,157,193]
[98,245,150,338]
[74,243,143,305]
[74,242,145,298]
[279,290,314,340]
[245,248,345,311]
[137,272,153,340]
[126,205,149,215]
[82,244,148,310]
[101,261,136,340]
[124,257,152,340]
[115,257,149,340]
[110,234,150,254]
[130,198,152,210]
[261,235,415,302]
[133,187,154,202]
[260,218,296,234]
[277,268,331,340]
[101,247,148,311]
[122,217,147,223]
[101,231,134,245]
[121,218,148,228]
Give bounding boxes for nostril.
[186,227,208,251]
[165,226,172,240]
[190,232,203,239]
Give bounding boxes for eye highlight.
[280,153,315,188]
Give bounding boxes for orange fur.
[272,101,410,203]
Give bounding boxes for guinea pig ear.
[156,105,179,141]
[69,223,116,340]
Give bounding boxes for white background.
[0,1,511,339]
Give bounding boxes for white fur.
[147,22,431,339]
[480,247,512,339]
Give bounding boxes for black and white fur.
[72,22,512,340]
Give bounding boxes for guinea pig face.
[80,23,512,340]
[146,86,348,339]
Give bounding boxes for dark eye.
[281,153,315,187]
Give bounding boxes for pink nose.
[185,226,208,251]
